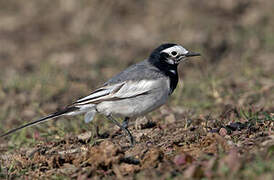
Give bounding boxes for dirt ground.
[0,0,273,179]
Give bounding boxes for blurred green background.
[0,0,273,142]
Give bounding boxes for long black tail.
[0,106,78,138]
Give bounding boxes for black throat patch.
[148,43,180,94]
[164,66,178,94]
[148,58,179,94]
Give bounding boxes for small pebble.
[219,128,227,136]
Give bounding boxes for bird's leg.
[95,125,109,139]
[122,117,129,129]
[107,115,135,146]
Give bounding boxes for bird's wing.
[74,80,157,105]
[74,82,126,105]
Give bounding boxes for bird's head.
[149,43,200,66]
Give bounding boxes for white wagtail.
[0,43,200,145]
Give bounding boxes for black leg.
[107,115,135,146]
[122,117,130,129]
[95,125,109,139]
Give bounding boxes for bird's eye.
[171,51,177,56]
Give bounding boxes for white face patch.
[165,58,175,65]
[161,45,188,57]
[160,45,189,65]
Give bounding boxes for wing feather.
[74,80,157,105]
[112,80,154,98]
[75,82,125,105]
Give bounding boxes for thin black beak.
[185,51,201,57]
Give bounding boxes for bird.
[0,43,200,146]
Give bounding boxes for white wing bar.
[75,80,156,105]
